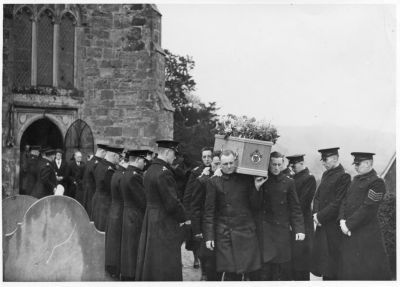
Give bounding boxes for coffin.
[214,134,273,177]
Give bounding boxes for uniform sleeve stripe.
[368,189,383,201]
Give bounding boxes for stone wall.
[2,4,173,195]
[77,4,173,148]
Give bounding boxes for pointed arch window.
[37,10,54,86]
[58,13,75,89]
[13,8,32,86]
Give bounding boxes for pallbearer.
[311,147,351,280]
[91,145,123,231]
[31,147,57,199]
[136,140,188,281]
[82,143,108,219]
[120,149,148,281]
[286,154,316,280]
[338,152,392,280]
[105,150,128,278]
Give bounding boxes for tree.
[164,49,219,167]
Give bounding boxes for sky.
[158,3,396,134]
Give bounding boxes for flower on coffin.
[214,114,279,144]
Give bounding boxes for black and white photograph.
[1,0,397,282]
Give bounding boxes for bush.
[378,191,396,279]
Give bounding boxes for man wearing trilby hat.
[310,147,351,280]
[337,152,392,280]
[136,140,189,281]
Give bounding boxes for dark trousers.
[292,270,310,281]
[253,262,292,281]
[198,240,218,281]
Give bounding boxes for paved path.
[181,245,322,281]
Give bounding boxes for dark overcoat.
[252,172,305,264]
[91,159,116,232]
[68,160,85,202]
[311,164,351,278]
[105,165,126,276]
[337,169,391,280]
[135,158,186,281]
[23,155,40,195]
[31,158,57,199]
[120,165,146,278]
[183,164,207,250]
[291,168,316,271]
[190,172,215,260]
[203,172,261,273]
[82,156,101,218]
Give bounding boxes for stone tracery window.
[12,5,78,90]
[58,13,75,89]
[37,10,54,86]
[13,8,32,86]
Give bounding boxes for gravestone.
[3,195,108,281]
[2,195,38,235]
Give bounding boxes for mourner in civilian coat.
[203,150,262,280]
[91,145,123,232]
[52,149,69,196]
[337,152,392,280]
[311,147,351,280]
[83,144,108,218]
[251,152,305,281]
[120,150,148,280]
[68,151,86,203]
[183,147,213,267]
[190,151,221,281]
[105,161,127,278]
[136,141,188,281]
[31,147,57,199]
[286,155,316,280]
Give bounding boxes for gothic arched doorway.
[19,118,63,194]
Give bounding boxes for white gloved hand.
[295,233,305,241]
[206,240,215,250]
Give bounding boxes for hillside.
[273,125,395,180]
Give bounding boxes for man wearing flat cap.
[31,147,57,199]
[92,144,124,231]
[136,140,188,281]
[120,150,148,281]
[311,147,351,280]
[105,149,129,278]
[83,143,108,219]
[286,154,316,280]
[337,152,392,280]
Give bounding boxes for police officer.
[105,150,128,278]
[120,149,148,281]
[82,143,108,219]
[22,145,41,195]
[91,145,123,232]
[252,151,305,281]
[286,154,316,280]
[136,140,188,281]
[183,147,213,268]
[31,147,57,199]
[337,152,392,280]
[191,151,221,280]
[311,147,351,280]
